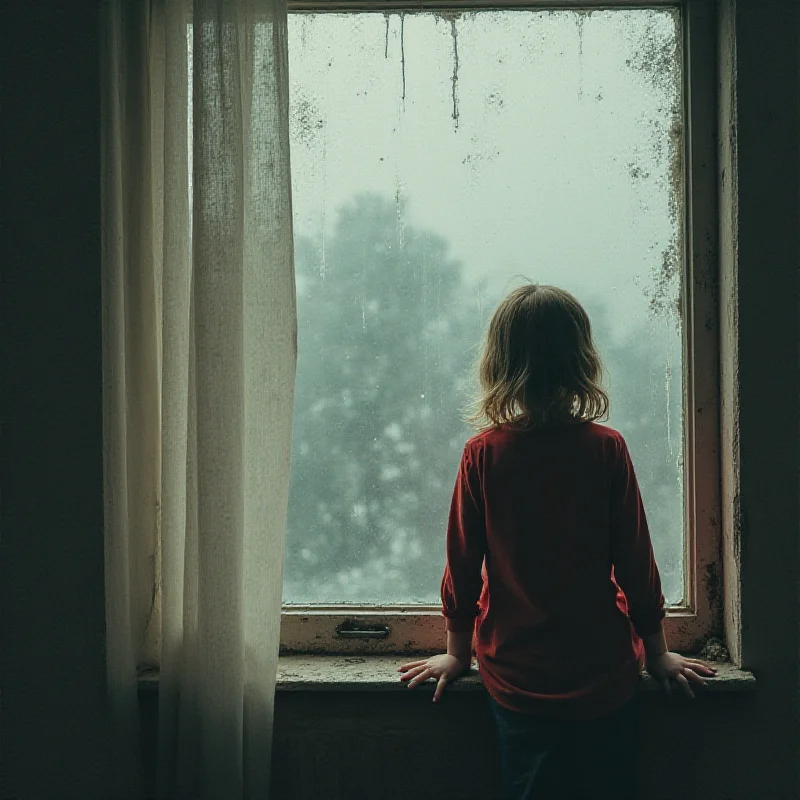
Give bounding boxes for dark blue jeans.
[490,695,639,800]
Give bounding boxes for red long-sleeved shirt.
[441,421,665,719]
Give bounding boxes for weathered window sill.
[137,656,756,694]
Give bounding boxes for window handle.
[335,621,391,639]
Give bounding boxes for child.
[398,284,716,800]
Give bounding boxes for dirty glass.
[284,9,685,606]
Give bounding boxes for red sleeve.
[441,441,487,632]
[609,433,666,638]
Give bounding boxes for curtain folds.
[101,1,297,797]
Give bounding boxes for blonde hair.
[467,284,609,431]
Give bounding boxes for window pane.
[285,9,684,606]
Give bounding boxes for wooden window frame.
[280,0,721,656]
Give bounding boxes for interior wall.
[263,691,763,800]
[1,1,798,799]
[728,0,800,790]
[135,686,764,800]
[1,2,113,799]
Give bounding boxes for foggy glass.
[285,9,685,605]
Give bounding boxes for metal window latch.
[335,620,391,639]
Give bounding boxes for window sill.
[137,656,755,694]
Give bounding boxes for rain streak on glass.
[285,10,685,605]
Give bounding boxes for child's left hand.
[397,654,471,702]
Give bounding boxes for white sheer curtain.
[101,1,296,797]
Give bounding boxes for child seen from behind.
[398,284,716,800]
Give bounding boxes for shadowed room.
[1,1,798,798]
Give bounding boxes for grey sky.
[287,8,683,344]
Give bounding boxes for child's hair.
[467,284,609,430]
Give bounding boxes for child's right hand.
[646,651,717,698]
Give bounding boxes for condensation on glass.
[285,9,685,606]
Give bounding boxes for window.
[281,0,719,653]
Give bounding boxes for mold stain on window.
[624,11,684,325]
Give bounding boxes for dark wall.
[2,1,798,799]
[138,685,766,799]
[264,691,763,800]
[733,0,800,792]
[1,2,112,798]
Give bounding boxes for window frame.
[280,0,721,656]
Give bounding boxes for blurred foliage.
[284,194,683,604]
